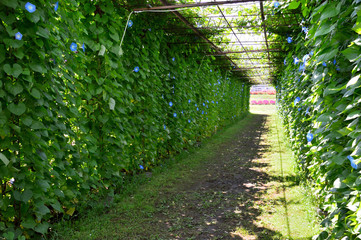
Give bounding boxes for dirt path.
[60,111,318,239]
[137,113,277,240]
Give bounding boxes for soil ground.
[56,101,319,240]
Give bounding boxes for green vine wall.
[0,1,249,239]
[276,0,361,238]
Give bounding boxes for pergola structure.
[133,0,302,84]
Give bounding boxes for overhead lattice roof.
[133,0,302,84]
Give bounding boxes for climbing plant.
[274,0,361,238]
[0,0,249,239]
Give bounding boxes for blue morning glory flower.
[172,57,175,61]
[195,104,197,107]
[210,69,212,72]
[173,76,175,79]
[298,108,301,111]
[294,57,300,64]
[128,20,133,28]
[303,54,310,62]
[134,66,139,72]
[216,101,218,104]
[54,1,59,11]
[181,111,183,114]
[202,111,204,114]
[348,156,358,169]
[188,119,191,123]
[333,59,336,65]
[173,113,177,117]
[70,42,77,51]
[287,37,292,43]
[25,2,36,13]
[211,101,214,104]
[299,63,305,72]
[274,1,280,7]
[139,165,144,170]
[15,32,22,40]
[9,178,15,185]
[336,66,341,71]
[302,26,308,34]
[306,132,313,142]
[169,102,173,107]
[310,50,314,56]
[306,107,310,114]
[197,107,199,111]
[149,28,151,31]
[82,43,85,52]
[294,97,300,105]
[322,62,327,66]
[164,125,166,130]
[284,59,287,65]
[203,103,205,106]
[188,99,191,103]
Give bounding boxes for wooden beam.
[260,1,271,64]
[134,0,266,11]
[209,49,283,55]
[158,0,238,68]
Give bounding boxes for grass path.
[54,106,319,239]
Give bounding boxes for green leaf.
[320,3,340,21]
[109,97,115,110]
[337,127,352,136]
[8,103,26,116]
[342,45,361,62]
[317,113,333,122]
[314,22,335,38]
[288,1,300,10]
[0,44,5,63]
[333,178,346,189]
[3,64,23,78]
[317,48,338,62]
[35,203,50,216]
[54,189,64,198]
[31,121,45,130]
[34,222,49,234]
[21,218,36,229]
[346,111,361,121]
[30,88,41,99]
[353,21,361,34]
[0,153,9,166]
[6,82,23,96]
[14,49,24,59]
[0,0,18,8]
[21,189,33,202]
[99,45,106,56]
[36,27,50,39]
[323,83,345,96]
[29,63,46,73]
[50,200,62,212]
[2,231,14,240]
[346,75,361,89]
[37,179,50,192]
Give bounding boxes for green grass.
[52,108,320,240]
[256,112,320,239]
[250,94,276,100]
[52,114,254,240]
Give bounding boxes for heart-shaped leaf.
[5,82,23,96]
[8,102,26,116]
[3,63,23,78]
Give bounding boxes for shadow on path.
[149,113,291,239]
